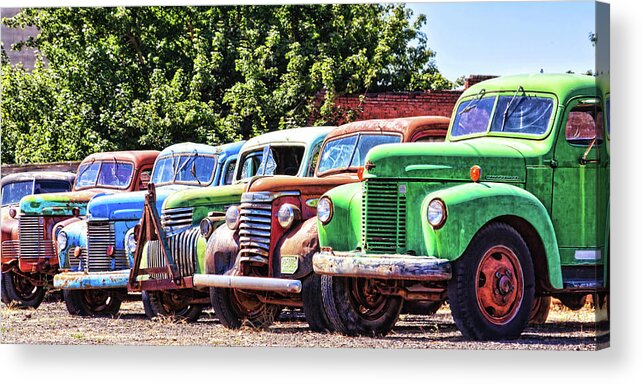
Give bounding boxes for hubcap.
[349,278,389,321]
[475,245,524,325]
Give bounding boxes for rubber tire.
[141,290,203,322]
[1,270,46,309]
[401,300,444,315]
[210,287,281,329]
[63,289,122,317]
[528,296,551,324]
[447,222,535,341]
[320,275,403,337]
[1,273,10,305]
[301,274,333,332]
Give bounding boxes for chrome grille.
[362,181,407,253]
[1,240,20,259]
[87,221,128,272]
[19,216,54,259]
[146,227,200,279]
[161,207,193,235]
[67,248,88,271]
[238,194,273,264]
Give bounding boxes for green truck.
[313,73,609,340]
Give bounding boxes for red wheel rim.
[475,245,524,325]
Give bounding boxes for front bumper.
[312,249,452,281]
[53,270,130,290]
[193,273,302,293]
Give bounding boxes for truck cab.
[313,74,609,340]
[194,116,449,331]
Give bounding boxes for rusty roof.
[80,150,160,167]
[326,115,450,142]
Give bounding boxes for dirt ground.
[0,295,608,350]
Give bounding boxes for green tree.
[2,5,452,163]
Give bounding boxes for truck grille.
[1,240,20,259]
[87,221,128,272]
[19,216,55,259]
[146,227,200,279]
[362,181,407,254]
[238,195,273,265]
[161,207,193,235]
[67,248,87,271]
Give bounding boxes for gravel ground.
[0,296,608,350]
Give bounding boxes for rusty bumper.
[54,270,130,290]
[312,250,452,281]
[193,273,302,293]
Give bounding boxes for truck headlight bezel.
[427,198,447,229]
[225,205,241,230]
[277,203,300,229]
[56,229,68,252]
[317,196,333,225]
[125,228,137,255]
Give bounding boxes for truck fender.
[421,182,563,289]
[273,217,318,280]
[204,224,239,275]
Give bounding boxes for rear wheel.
[320,275,402,337]
[448,223,535,340]
[1,270,46,309]
[210,287,281,329]
[63,289,122,317]
[301,274,333,332]
[142,290,203,322]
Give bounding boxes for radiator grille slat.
[146,227,200,279]
[19,216,55,259]
[87,221,128,272]
[238,197,273,265]
[362,181,407,254]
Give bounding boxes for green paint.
[319,74,609,291]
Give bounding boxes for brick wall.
[310,74,497,125]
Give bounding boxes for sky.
[405,1,598,82]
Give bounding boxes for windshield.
[75,161,134,189]
[451,95,554,138]
[236,145,305,181]
[151,154,217,186]
[1,179,71,205]
[317,133,401,174]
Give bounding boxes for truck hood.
[247,174,360,196]
[87,184,196,221]
[364,139,531,183]
[19,188,114,216]
[163,183,247,210]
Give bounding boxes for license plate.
[280,255,299,274]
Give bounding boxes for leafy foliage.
[1,5,452,164]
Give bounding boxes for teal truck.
[128,126,334,321]
[313,74,609,340]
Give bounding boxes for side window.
[138,168,152,190]
[223,160,237,185]
[307,143,322,177]
[565,100,603,146]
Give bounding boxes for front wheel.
[320,275,403,337]
[301,274,333,332]
[448,222,535,341]
[63,289,122,317]
[529,296,551,324]
[209,287,281,329]
[142,290,203,322]
[1,270,46,309]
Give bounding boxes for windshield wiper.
[459,89,486,115]
[500,86,525,132]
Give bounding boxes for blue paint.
[55,141,245,288]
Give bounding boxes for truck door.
[551,97,608,288]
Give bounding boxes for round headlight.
[427,199,447,229]
[126,230,137,254]
[317,197,333,225]
[277,204,298,229]
[200,218,213,238]
[57,230,68,251]
[225,206,241,230]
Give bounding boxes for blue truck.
[53,141,244,316]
